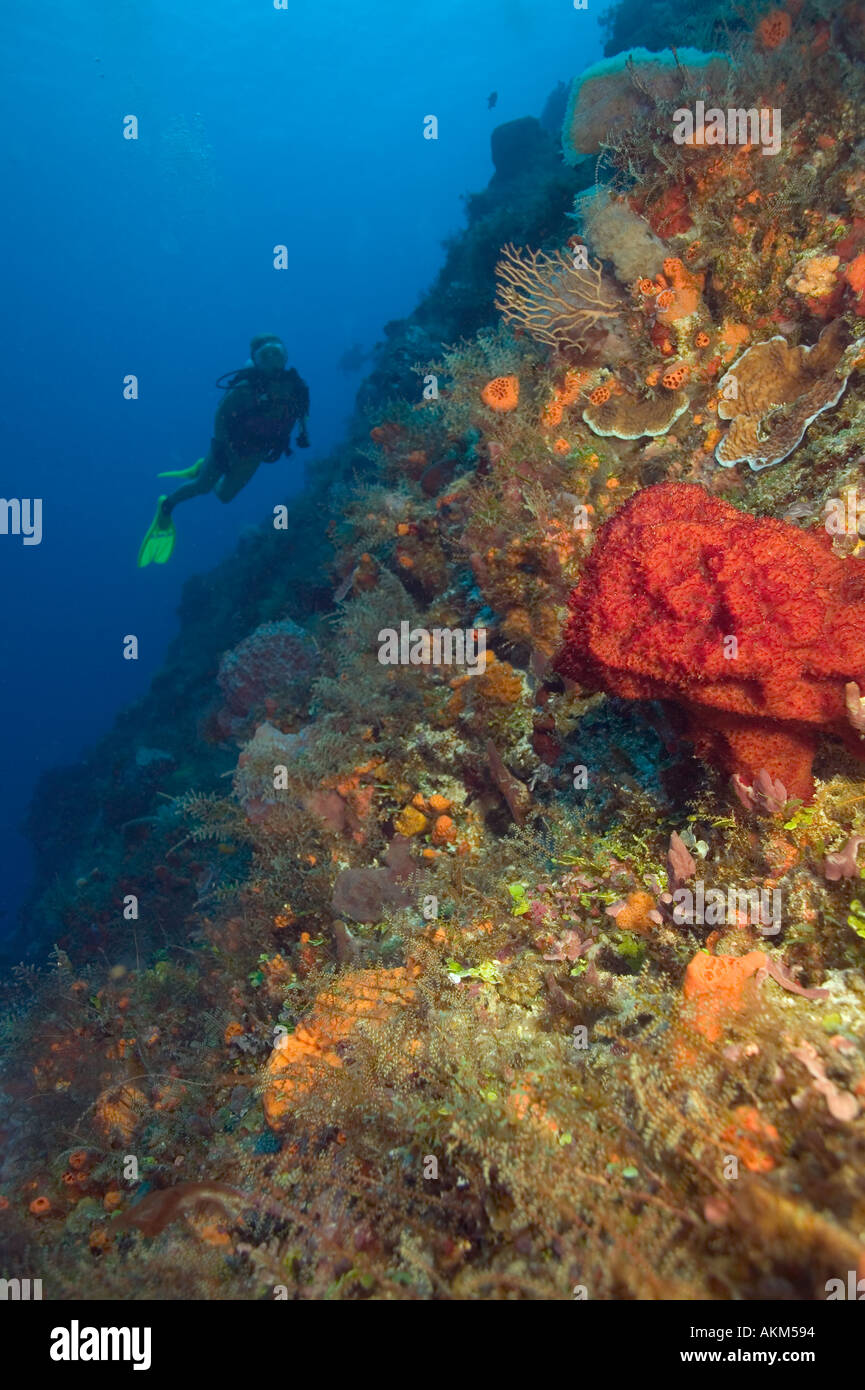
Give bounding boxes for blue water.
[0,0,601,935]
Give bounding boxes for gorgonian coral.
[495,242,623,353]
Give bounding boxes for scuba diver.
[137,334,310,566]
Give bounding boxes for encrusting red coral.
[678,949,830,1065]
[681,951,768,1044]
[846,253,865,315]
[653,258,703,324]
[720,1105,781,1173]
[262,965,420,1129]
[555,483,865,801]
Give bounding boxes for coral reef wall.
[4,4,865,1304]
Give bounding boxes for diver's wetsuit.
[161,366,310,516]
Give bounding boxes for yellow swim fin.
[137,497,176,567]
[158,457,204,480]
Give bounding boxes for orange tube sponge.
[540,398,564,428]
[481,375,520,412]
[431,815,456,845]
[756,8,792,49]
[662,363,690,390]
[655,259,703,323]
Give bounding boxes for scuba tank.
[214,364,303,456]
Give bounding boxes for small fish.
[333,567,356,602]
[487,91,498,110]
[781,501,813,524]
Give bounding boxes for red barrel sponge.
[555,483,865,802]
